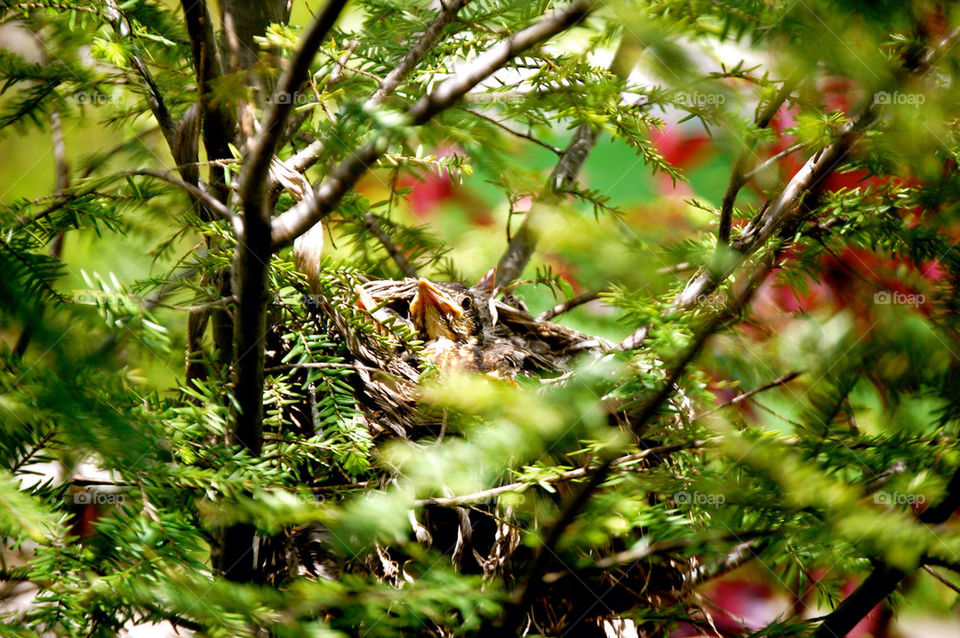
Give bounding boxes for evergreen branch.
[490,455,615,636]
[138,264,202,314]
[14,194,75,232]
[495,123,597,288]
[10,428,56,474]
[619,257,772,436]
[239,0,348,210]
[141,607,202,633]
[371,0,474,104]
[10,3,98,13]
[222,0,348,584]
[804,29,960,622]
[541,532,772,585]
[286,0,476,175]
[104,1,178,152]
[0,79,58,130]
[485,259,772,632]
[492,32,634,289]
[812,464,960,638]
[0,236,65,303]
[615,99,875,352]
[618,27,960,355]
[271,0,593,249]
[624,290,741,436]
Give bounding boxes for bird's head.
[409,278,486,344]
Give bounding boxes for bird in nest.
[291,226,604,378]
[361,270,607,378]
[408,277,519,376]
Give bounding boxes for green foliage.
[4,0,960,636]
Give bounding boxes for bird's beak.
[410,278,462,328]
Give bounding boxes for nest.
[270,275,609,440]
[259,275,693,635]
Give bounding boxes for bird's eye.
[460,297,473,310]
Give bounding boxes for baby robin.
[409,278,494,373]
[408,277,530,376]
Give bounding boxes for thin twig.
[263,361,382,374]
[741,142,806,183]
[694,371,802,420]
[71,478,133,488]
[373,0,473,103]
[619,256,774,435]
[11,429,56,474]
[657,261,693,274]
[363,212,418,278]
[117,169,236,229]
[416,441,700,507]
[492,32,636,290]
[11,3,98,12]
[104,1,177,150]
[494,121,597,288]
[675,538,767,595]
[308,480,372,493]
[460,107,564,155]
[536,289,601,321]
[149,296,235,313]
[717,73,800,245]
[542,532,771,584]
